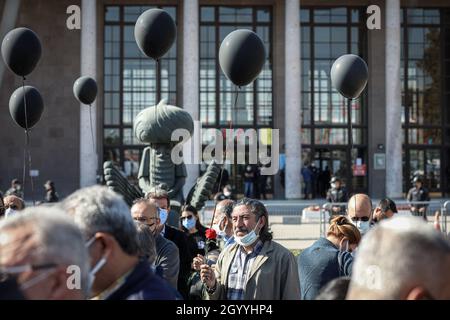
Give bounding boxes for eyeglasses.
[180,215,194,221]
[133,216,157,224]
[350,216,370,222]
[0,263,57,283]
[4,204,18,210]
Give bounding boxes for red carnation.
[205,228,217,240]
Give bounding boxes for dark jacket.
[45,190,59,203]
[407,186,430,209]
[106,260,181,300]
[184,224,207,257]
[298,237,354,300]
[163,224,193,299]
[155,234,179,289]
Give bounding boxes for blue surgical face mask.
[85,237,108,296]
[182,217,196,230]
[354,220,371,235]
[212,217,227,239]
[158,208,168,225]
[235,218,261,247]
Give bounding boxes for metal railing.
[199,199,449,244]
[441,201,450,234]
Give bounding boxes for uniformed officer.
[326,177,349,216]
[407,176,430,220]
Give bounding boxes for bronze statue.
[103,100,220,210]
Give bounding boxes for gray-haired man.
[200,198,300,300]
[347,216,450,300]
[131,198,180,289]
[62,186,179,300]
[0,207,89,299]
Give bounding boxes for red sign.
[353,164,366,176]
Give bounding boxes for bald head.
[347,217,450,300]
[216,199,234,217]
[347,194,372,220]
[4,195,25,211]
[213,199,235,238]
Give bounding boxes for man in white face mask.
[62,186,180,300]
[3,195,25,218]
[347,194,373,236]
[200,198,300,300]
[0,208,89,300]
[192,200,235,272]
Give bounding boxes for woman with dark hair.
[0,192,5,218]
[180,205,207,257]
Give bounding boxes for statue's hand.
[167,188,176,198]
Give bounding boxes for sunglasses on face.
[351,216,370,222]
[180,215,194,221]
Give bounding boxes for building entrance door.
[312,148,348,198]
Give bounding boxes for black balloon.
[134,8,176,60]
[1,27,42,77]
[330,54,368,99]
[73,76,98,105]
[9,86,44,130]
[219,29,266,87]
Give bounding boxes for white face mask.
[85,237,108,296]
[2,264,57,292]
[354,220,371,235]
[20,268,56,291]
[212,217,227,239]
[234,219,261,247]
[5,208,17,218]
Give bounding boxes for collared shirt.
[226,240,264,300]
[224,236,235,248]
[91,268,133,300]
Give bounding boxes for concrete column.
[80,0,98,187]
[285,0,302,199]
[385,0,402,198]
[367,0,386,199]
[182,0,200,196]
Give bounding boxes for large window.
[401,8,450,195]
[300,7,368,195]
[199,6,273,195]
[103,6,177,183]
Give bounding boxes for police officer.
[326,177,349,216]
[407,176,430,220]
[44,180,59,203]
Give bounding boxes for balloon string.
[155,59,161,123]
[209,86,240,229]
[348,98,356,214]
[151,59,159,187]
[22,133,26,200]
[21,77,35,205]
[89,105,95,154]
[26,130,35,206]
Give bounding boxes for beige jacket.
[206,240,301,300]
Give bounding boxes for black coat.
[164,224,193,299]
[106,260,180,300]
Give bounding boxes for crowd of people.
[0,179,59,217]
[0,177,449,300]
